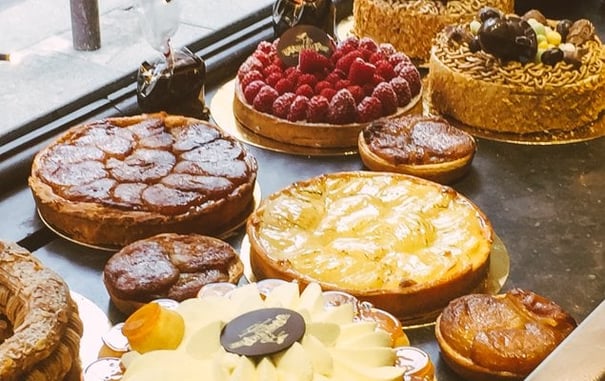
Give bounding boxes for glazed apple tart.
[0,241,83,381]
[246,171,494,322]
[29,112,258,247]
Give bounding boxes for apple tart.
[246,171,494,322]
[29,112,258,248]
[0,241,83,381]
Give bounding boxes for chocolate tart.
[29,112,258,247]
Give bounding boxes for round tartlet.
[246,171,494,322]
[358,115,476,183]
[29,112,258,247]
[435,289,577,381]
[103,233,244,315]
[0,241,83,381]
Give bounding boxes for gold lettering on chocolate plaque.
[229,313,291,349]
[280,32,330,57]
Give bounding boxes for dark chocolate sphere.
[478,16,538,63]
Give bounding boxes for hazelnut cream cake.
[246,171,494,322]
[0,241,83,381]
[29,113,258,247]
[352,0,514,63]
[233,36,423,148]
[428,8,605,135]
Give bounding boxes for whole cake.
[103,233,244,315]
[100,281,417,381]
[0,241,83,381]
[358,114,476,183]
[233,36,422,148]
[29,112,258,247]
[435,289,577,380]
[428,8,605,135]
[352,0,514,63]
[246,171,494,322]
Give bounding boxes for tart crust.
[352,0,514,63]
[29,113,258,247]
[358,115,476,183]
[246,171,493,321]
[233,79,422,149]
[0,241,83,381]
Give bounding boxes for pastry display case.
[0,1,603,380]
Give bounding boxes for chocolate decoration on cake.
[220,308,306,357]
[276,25,335,67]
[478,16,538,63]
[272,0,336,39]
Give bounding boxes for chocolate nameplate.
[220,308,306,357]
[277,25,335,67]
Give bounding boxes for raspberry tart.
[428,8,605,136]
[29,113,258,248]
[352,0,514,63]
[233,36,422,149]
[246,171,494,323]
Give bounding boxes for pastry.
[358,114,476,183]
[94,280,418,381]
[233,36,422,148]
[246,171,494,322]
[0,241,83,381]
[435,289,577,380]
[352,0,514,63]
[103,233,244,315]
[29,112,258,247]
[428,9,605,135]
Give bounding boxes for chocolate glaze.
[363,115,475,165]
[37,116,256,215]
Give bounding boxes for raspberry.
[335,50,364,74]
[296,83,315,98]
[395,62,422,96]
[372,82,398,116]
[348,58,376,85]
[272,92,296,119]
[358,37,378,52]
[238,56,264,78]
[253,85,279,113]
[266,72,283,87]
[320,87,337,101]
[368,51,387,65]
[299,49,332,74]
[240,70,264,89]
[334,79,352,90]
[263,64,283,77]
[379,43,397,56]
[337,37,360,55]
[287,95,309,122]
[314,80,333,94]
[326,70,346,84]
[357,96,383,123]
[285,67,302,83]
[327,89,357,124]
[274,78,295,94]
[307,95,330,123]
[272,56,285,68]
[330,49,344,65]
[243,79,266,104]
[257,41,274,54]
[252,50,272,66]
[296,73,318,89]
[375,60,396,81]
[371,74,386,86]
[390,77,412,107]
[346,85,365,104]
[389,52,412,67]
